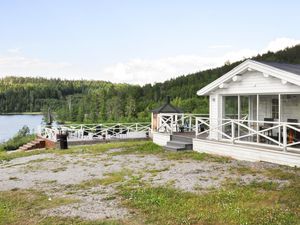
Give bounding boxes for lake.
[0,114,43,143]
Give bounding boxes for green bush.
[0,126,36,151]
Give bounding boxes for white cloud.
[0,37,299,84]
[102,37,300,84]
[208,44,232,49]
[0,53,72,78]
[7,48,22,54]
[261,37,300,53]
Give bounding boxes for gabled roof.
[151,102,183,113]
[259,61,300,76]
[197,59,300,96]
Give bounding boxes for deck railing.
[195,117,300,152]
[157,113,208,134]
[38,122,151,141]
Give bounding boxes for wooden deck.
[152,131,300,166]
[193,138,300,167]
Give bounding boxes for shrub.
[0,126,35,151]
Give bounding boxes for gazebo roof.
[151,97,183,114]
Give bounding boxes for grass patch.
[0,140,147,162]
[120,183,299,225]
[0,126,36,151]
[264,168,300,180]
[0,134,36,151]
[164,151,231,163]
[28,157,53,164]
[0,140,231,165]
[0,189,122,225]
[43,180,57,184]
[109,141,164,156]
[233,165,261,176]
[8,177,19,181]
[70,170,132,190]
[0,149,48,162]
[0,189,78,225]
[146,167,170,175]
[57,140,148,155]
[111,141,232,163]
[51,167,68,173]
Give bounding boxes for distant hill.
[0,45,300,123]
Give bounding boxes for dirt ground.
[0,146,291,221]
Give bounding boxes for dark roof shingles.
[258,61,300,76]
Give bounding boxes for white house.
[152,59,300,166]
[193,59,300,166]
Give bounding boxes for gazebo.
[151,96,183,133]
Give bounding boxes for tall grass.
[0,126,36,151]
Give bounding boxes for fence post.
[231,120,235,144]
[135,123,138,132]
[283,123,287,151]
[171,116,173,135]
[195,118,199,138]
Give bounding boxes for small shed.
[151,96,183,132]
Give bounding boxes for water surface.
[0,114,43,143]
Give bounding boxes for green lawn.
[0,140,299,225]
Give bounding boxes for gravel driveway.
[0,147,290,220]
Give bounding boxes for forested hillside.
[0,45,300,123]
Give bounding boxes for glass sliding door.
[222,96,238,139]
[224,96,238,119]
[239,96,250,141]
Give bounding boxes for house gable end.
[197,60,300,96]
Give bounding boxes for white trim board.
[197,60,300,96]
[193,138,300,167]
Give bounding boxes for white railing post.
[135,123,138,132]
[231,120,235,144]
[283,123,287,151]
[170,116,173,135]
[195,118,199,137]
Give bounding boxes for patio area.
[196,94,300,152]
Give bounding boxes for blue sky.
[0,0,300,84]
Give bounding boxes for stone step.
[17,138,46,151]
[18,146,28,151]
[171,135,193,143]
[164,137,193,151]
[24,143,35,148]
[164,145,186,151]
[166,141,193,149]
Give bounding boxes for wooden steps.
[164,135,193,151]
[17,138,46,151]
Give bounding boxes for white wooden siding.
[152,132,171,146]
[215,71,300,95]
[193,138,300,167]
[209,94,222,140]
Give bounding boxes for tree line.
[0,45,299,123]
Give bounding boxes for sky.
[0,0,300,85]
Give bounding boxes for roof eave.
[196,59,300,96]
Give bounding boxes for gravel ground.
[0,148,289,220]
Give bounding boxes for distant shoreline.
[0,112,43,115]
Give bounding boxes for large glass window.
[272,98,279,119]
[240,96,249,120]
[224,96,238,119]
